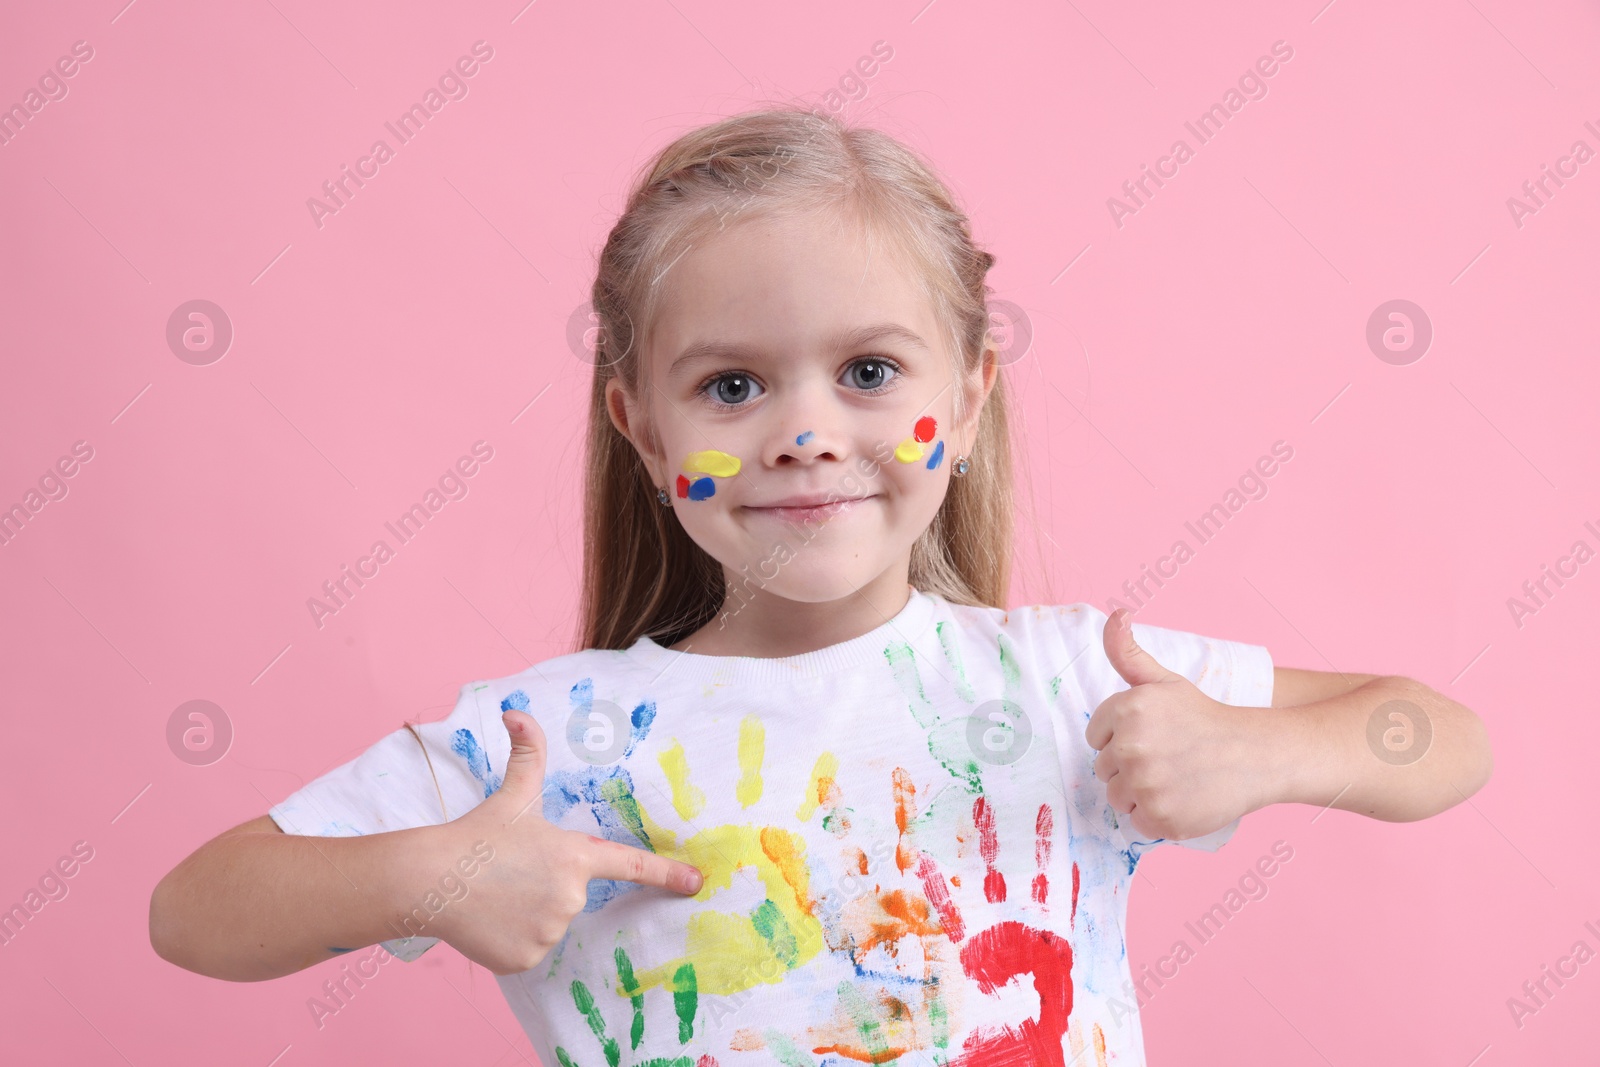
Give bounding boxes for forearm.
[150,824,448,982]
[1251,675,1493,821]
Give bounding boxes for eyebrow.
[667,322,931,376]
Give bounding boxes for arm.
[150,712,706,982]
[1089,610,1495,841]
[149,813,454,982]
[1258,666,1494,821]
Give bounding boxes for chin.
[723,552,889,605]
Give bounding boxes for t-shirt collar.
[629,584,941,684]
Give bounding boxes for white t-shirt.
[270,588,1273,1065]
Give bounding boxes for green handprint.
[885,622,1026,794]
[555,947,698,1067]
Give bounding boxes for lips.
[756,493,859,508]
[744,494,876,524]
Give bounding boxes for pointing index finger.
[582,833,704,895]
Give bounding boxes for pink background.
[3,0,1597,1062]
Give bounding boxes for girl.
[150,108,1493,1066]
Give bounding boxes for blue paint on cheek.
[687,476,715,500]
[926,440,945,470]
[450,728,504,798]
[796,430,814,445]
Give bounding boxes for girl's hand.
[427,709,705,976]
[1085,609,1268,842]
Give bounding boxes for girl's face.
[607,207,995,607]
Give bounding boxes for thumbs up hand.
[1084,609,1267,843]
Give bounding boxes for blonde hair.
[578,107,1014,650]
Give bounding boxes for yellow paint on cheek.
[894,437,924,463]
[683,449,741,478]
[795,751,840,822]
[736,715,765,808]
[658,740,705,821]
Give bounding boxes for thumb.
[1103,608,1178,688]
[497,709,549,815]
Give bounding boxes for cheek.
[880,442,949,509]
[671,447,744,501]
[886,414,946,473]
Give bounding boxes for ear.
[955,336,1000,453]
[605,377,667,483]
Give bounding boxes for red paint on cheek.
[950,921,1075,1067]
[913,415,936,442]
[675,474,690,498]
[974,796,1006,904]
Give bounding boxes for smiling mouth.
[744,495,875,525]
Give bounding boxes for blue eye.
[703,373,763,408]
[844,358,899,392]
[699,359,900,408]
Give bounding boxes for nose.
[769,423,841,468]
[762,392,845,470]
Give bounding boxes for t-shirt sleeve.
[1060,604,1274,855]
[267,680,510,960]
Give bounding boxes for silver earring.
[656,485,671,505]
[952,455,971,477]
